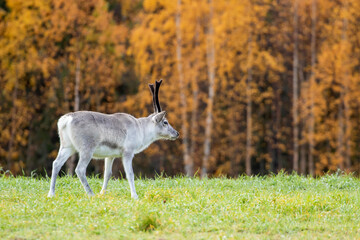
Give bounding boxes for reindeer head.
[148,80,179,140]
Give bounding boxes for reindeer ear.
[152,111,166,123]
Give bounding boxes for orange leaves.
[143,0,158,12]
[1,0,360,176]
[0,0,132,174]
[143,0,175,13]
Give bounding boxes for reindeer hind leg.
[100,157,115,195]
[48,146,75,197]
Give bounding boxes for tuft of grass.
[0,173,359,239]
[135,213,161,232]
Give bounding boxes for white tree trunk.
[299,62,307,175]
[308,0,316,176]
[7,72,18,171]
[292,0,299,172]
[337,100,344,169]
[246,33,253,176]
[67,54,81,175]
[176,0,192,177]
[190,19,200,175]
[342,0,351,170]
[202,0,215,178]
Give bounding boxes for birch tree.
[292,0,299,172]
[176,0,192,176]
[308,0,317,176]
[202,0,216,178]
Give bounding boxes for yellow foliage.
[1,0,360,176]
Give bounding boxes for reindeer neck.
[136,116,158,151]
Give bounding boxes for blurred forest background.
[1,0,360,177]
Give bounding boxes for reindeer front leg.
[122,152,138,199]
[75,151,95,197]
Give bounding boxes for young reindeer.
[48,80,179,199]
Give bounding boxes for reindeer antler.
[154,79,162,112]
[148,84,156,112]
[148,79,163,113]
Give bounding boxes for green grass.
[1,173,359,239]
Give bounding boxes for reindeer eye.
[163,121,168,125]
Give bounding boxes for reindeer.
[48,80,179,199]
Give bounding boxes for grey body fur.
[48,110,179,199]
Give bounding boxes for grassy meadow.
[0,172,359,239]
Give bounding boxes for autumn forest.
[1,0,360,177]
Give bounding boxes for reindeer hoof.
[132,194,139,200]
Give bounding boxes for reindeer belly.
[92,142,124,159]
